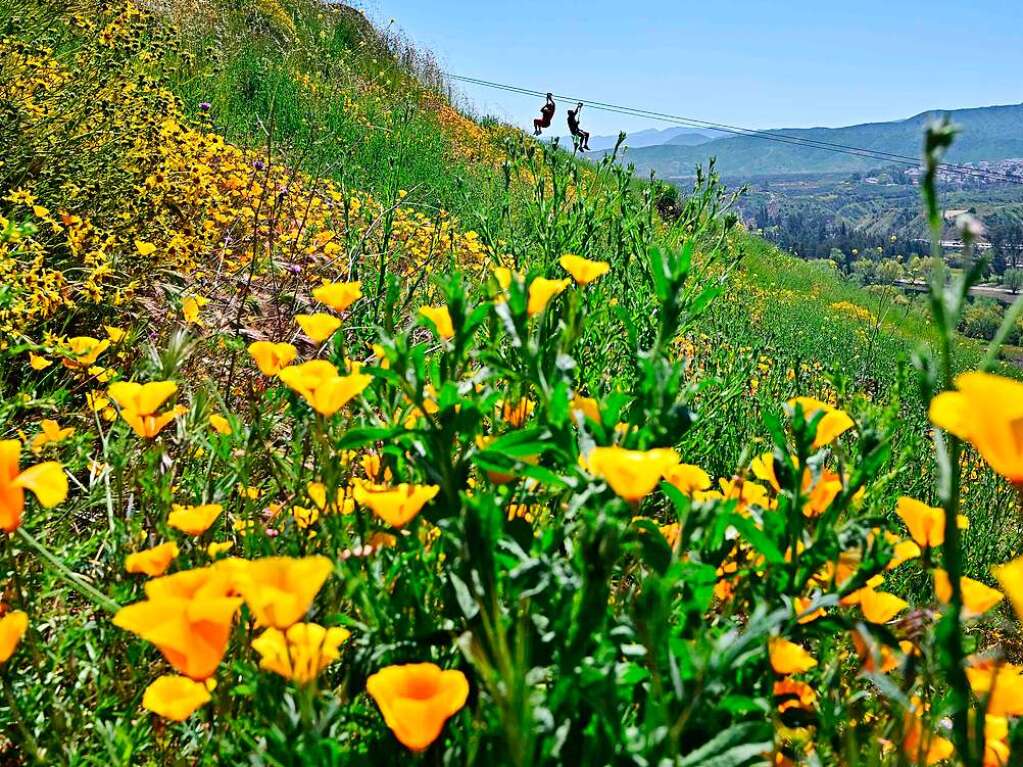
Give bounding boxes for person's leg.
[583,130,591,149]
[533,118,542,135]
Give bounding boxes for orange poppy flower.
[933,569,1003,618]
[247,341,298,376]
[108,381,182,438]
[168,503,223,536]
[929,371,1023,485]
[278,360,372,416]
[239,556,333,629]
[209,414,232,435]
[366,663,470,752]
[251,622,351,683]
[0,439,68,532]
[312,281,362,313]
[0,610,29,665]
[787,397,854,449]
[896,496,969,550]
[559,254,610,286]
[768,638,817,675]
[125,542,180,577]
[30,419,74,454]
[526,277,571,316]
[663,463,712,495]
[584,446,678,504]
[419,306,455,339]
[62,336,109,369]
[142,674,211,721]
[113,567,243,680]
[296,313,342,343]
[352,481,440,528]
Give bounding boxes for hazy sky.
[356,0,1023,137]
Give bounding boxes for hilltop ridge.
[617,101,1023,177]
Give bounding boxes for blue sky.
[358,0,1023,137]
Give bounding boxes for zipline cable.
[447,73,1023,187]
[448,74,1023,185]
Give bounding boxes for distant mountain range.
[603,103,1023,179]
[552,126,728,153]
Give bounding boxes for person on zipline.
[533,93,556,135]
[567,102,590,151]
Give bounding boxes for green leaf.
[680,722,772,767]
[335,427,400,450]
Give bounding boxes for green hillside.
[2,1,1023,764]
[623,102,1023,177]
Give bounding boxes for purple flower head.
[199,101,212,112]
[253,159,266,171]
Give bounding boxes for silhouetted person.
[567,102,590,151]
[533,93,556,135]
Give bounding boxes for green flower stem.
[15,529,121,614]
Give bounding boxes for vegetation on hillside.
[2,2,1023,766]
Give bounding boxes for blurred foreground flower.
[114,567,243,680]
[0,439,68,532]
[0,611,28,665]
[929,371,1023,485]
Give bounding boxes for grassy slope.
[2,1,1022,760]
[163,0,508,221]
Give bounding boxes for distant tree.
[829,247,848,271]
[876,259,906,284]
[961,299,1004,341]
[851,259,878,285]
[1004,268,1023,294]
[907,255,943,281]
